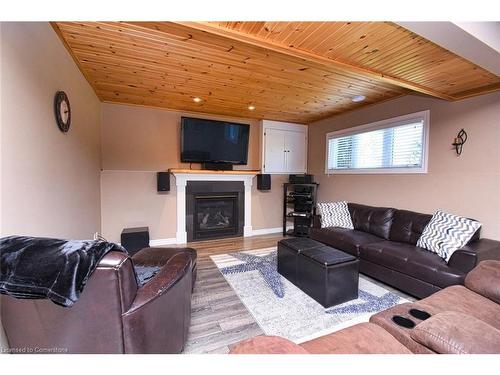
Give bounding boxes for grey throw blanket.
[0,235,126,307]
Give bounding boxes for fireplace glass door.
[193,194,238,240]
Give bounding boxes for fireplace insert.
[186,181,245,241]
[194,194,238,240]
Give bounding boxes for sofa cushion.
[406,247,465,288]
[410,311,500,354]
[309,227,382,257]
[370,286,500,354]
[360,240,412,269]
[389,209,432,245]
[348,203,395,240]
[465,260,500,304]
[360,241,465,289]
[418,285,500,330]
[300,322,411,354]
[230,336,308,354]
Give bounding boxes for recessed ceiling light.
[193,97,202,103]
[248,105,256,110]
[351,95,366,103]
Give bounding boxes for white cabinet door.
[261,120,307,174]
[263,128,286,173]
[285,131,307,173]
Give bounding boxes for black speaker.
[257,174,271,190]
[157,172,170,192]
[289,174,314,184]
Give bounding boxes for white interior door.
[263,129,286,173]
[284,131,307,173]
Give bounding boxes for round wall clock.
[54,91,71,133]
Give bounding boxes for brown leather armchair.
[1,250,193,354]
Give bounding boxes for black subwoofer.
[121,227,150,255]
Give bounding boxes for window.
[325,110,429,174]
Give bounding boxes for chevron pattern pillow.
[317,201,354,229]
[416,210,482,262]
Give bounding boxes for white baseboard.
[148,226,293,245]
[247,226,293,237]
[149,237,177,247]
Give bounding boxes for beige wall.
[308,92,500,239]
[100,103,286,242]
[0,22,102,350]
[101,170,178,241]
[1,22,102,238]
[101,103,261,171]
[252,174,289,232]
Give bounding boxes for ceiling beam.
[451,82,500,100]
[398,22,500,77]
[169,21,456,101]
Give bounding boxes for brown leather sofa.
[1,249,194,354]
[310,203,500,298]
[230,260,500,354]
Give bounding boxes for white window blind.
[326,111,429,174]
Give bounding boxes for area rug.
[210,247,410,343]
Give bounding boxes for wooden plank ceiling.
[53,22,500,123]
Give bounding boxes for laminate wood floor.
[174,233,284,354]
[167,233,415,354]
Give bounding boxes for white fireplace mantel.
[170,169,259,244]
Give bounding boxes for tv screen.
[181,117,250,165]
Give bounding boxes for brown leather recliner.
[1,250,193,354]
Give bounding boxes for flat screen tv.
[181,117,250,165]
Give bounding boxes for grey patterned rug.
[211,247,410,343]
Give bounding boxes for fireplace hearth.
[186,181,244,241]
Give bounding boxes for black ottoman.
[278,238,359,307]
[278,238,322,285]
